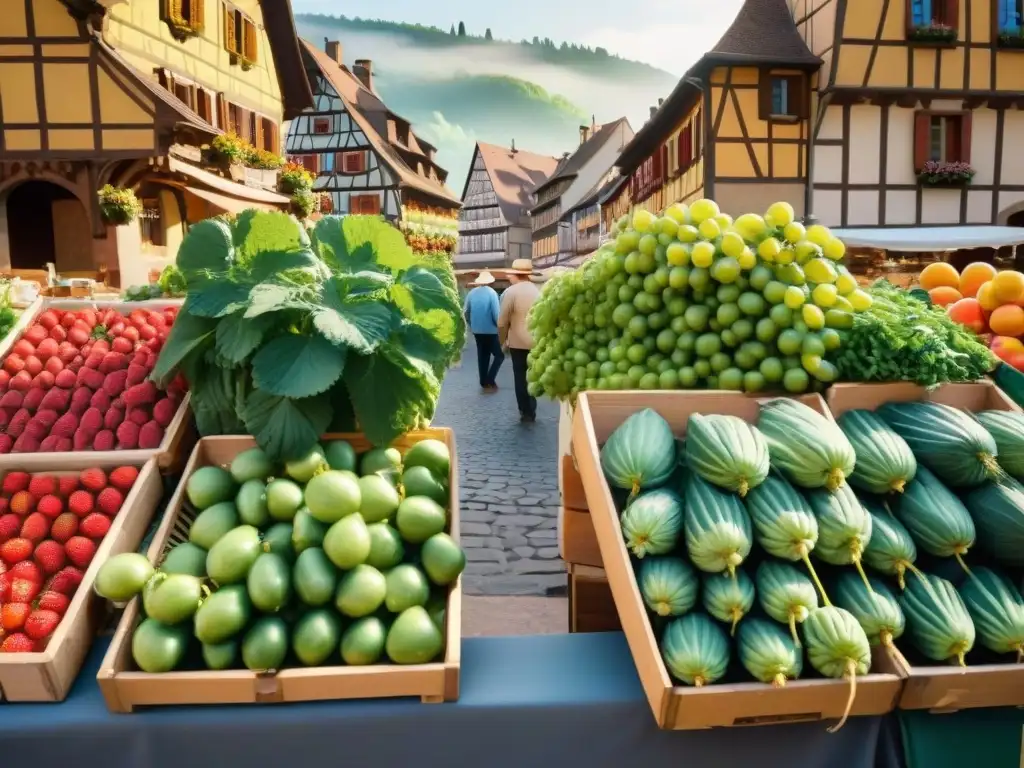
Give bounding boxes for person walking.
[463,271,503,393]
[498,259,541,422]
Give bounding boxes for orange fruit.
[991,335,1024,353]
[919,262,960,291]
[992,270,1024,304]
[959,262,998,298]
[988,304,1024,337]
[947,297,987,333]
[977,281,1000,311]
[928,286,962,307]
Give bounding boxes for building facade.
[455,141,559,269]
[530,119,633,267]
[286,40,461,255]
[0,0,311,285]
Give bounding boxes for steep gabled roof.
[468,142,560,225]
[260,1,314,118]
[300,40,460,206]
[616,0,820,172]
[532,118,631,198]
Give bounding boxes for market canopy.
[830,226,1024,253]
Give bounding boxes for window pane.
[929,116,944,161]
[771,78,788,115]
[322,153,334,172]
[912,0,932,25]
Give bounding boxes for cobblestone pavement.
[432,340,566,596]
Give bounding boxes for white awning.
[166,157,290,206]
[831,226,1024,253]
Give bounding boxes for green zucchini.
[684,413,769,497]
[806,483,873,591]
[958,567,1024,659]
[757,398,855,491]
[683,474,753,578]
[860,496,918,589]
[756,560,820,646]
[975,410,1024,482]
[601,409,677,496]
[963,478,1024,567]
[837,409,917,494]
[802,606,872,733]
[701,569,755,636]
[895,465,975,568]
[900,572,975,666]
[833,571,905,647]
[620,488,683,559]
[660,613,730,687]
[737,617,803,687]
[637,556,699,617]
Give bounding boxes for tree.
[457,21,466,36]
[450,24,456,35]
[532,36,540,45]
[485,27,493,40]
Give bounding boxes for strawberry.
[152,397,177,427]
[0,572,9,601]
[80,513,111,539]
[54,369,77,389]
[89,389,111,411]
[99,352,126,374]
[50,412,78,439]
[125,363,148,387]
[64,537,96,569]
[123,381,158,407]
[111,336,134,355]
[9,491,33,517]
[139,421,164,449]
[68,490,93,518]
[58,475,79,497]
[25,417,50,441]
[108,466,139,492]
[24,609,60,641]
[0,633,36,652]
[31,370,55,390]
[127,407,150,426]
[0,537,32,564]
[0,390,22,409]
[0,470,29,495]
[68,386,92,415]
[103,407,123,431]
[79,468,107,492]
[35,494,63,520]
[37,591,70,616]
[38,435,60,452]
[37,310,59,330]
[80,407,103,434]
[0,434,11,454]
[92,430,116,451]
[34,540,66,574]
[9,576,40,603]
[19,512,49,544]
[97,487,124,517]
[49,513,78,543]
[28,475,57,498]
[9,371,33,392]
[34,409,59,428]
[22,388,45,412]
[116,420,140,449]
[76,366,105,390]
[9,561,42,584]
[38,387,70,412]
[1,604,30,632]
[103,369,129,397]
[0,514,20,542]
[48,566,84,596]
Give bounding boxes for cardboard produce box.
[97,430,462,712]
[826,380,1020,418]
[572,390,904,730]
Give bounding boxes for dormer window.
[759,73,805,121]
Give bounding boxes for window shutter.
[224,5,237,54]
[758,70,772,120]
[913,112,930,170]
[958,113,972,164]
[216,92,228,130]
[792,76,809,118]
[244,19,258,62]
[268,121,279,154]
[944,0,959,28]
[253,115,264,151]
[904,0,915,35]
[190,0,204,28]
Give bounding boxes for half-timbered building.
[286,40,461,255]
[0,0,312,285]
[455,141,559,269]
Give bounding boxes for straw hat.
[509,258,535,274]
[470,271,495,286]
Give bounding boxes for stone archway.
[1,180,93,272]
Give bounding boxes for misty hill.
[294,14,679,191]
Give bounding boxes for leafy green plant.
[279,162,315,193]
[98,185,143,226]
[151,211,465,460]
[290,189,317,219]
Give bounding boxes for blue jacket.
[464,285,500,335]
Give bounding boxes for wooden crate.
[0,459,164,702]
[0,298,192,471]
[97,430,462,712]
[559,454,588,512]
[569,564,620,633]
[560,506,602,568]
[572,390,905,730]
[829,380,1024,711]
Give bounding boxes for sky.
[291,0,746,75]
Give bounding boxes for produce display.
[95,437,465,674]
[0,466,140,652]
[0,305,187,454]
[152,212,465,462]
[600,398,1024,730]
[0,280,18,343]
[121,266,187,302]
[526,198,996,398]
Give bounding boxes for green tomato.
[695,333,721,358]
[777,328,804,356]
[759,357,785,382]
[694,359,712,378]
[731,319,754,341]
[769,304,794,328]
[656,329,678,353]
[783,367,810,393]
[709,352,732,373]
[755,318,778,343]
[743,371,767,392]
[626,344,647,365]
[677,330,697,351]
[684,305,710,332]
[612,303,636,328]
[738,292,767,317]
[659,369,680,389]
[720,329,738,348]
[670,349,691,367]
[716,303,741,327]
[719,368,744,390]
[639,372,660,390]
[627,315,648,338]
[670,316,688,335]
[679,366,698,387]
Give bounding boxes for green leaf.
[233,211,311,265]
[311,215,412,273]
[149,302,218,386]
[215,313,274,364]
[395,320,450,377]
[176,219,233,287]
[313,277,395,353]
[336,270,393,297]
[246,248,321,284]
[251,334,346,398]
[245,283,309,318]
[241,389,333,461]
[192,365,245,435]
[187,282,252,318]
[396,266,453,312]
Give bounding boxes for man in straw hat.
[498,258,541,422]
[464,270,504,393]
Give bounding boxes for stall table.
[1,632,892,768]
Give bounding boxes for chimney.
[649,105,658,119]
[579,124,590,145]
[325,39,343,65]
[511,138,517,154]
[353,59,374,91]
[658,97,664,106]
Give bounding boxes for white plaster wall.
[886,107,916,186]
[560,123,634,214]
[848,106,881,185]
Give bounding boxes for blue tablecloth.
[3,632,892,768]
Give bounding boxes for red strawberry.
[103,407,123,431]
[48,566,84,596]
[1,471,30,495]
[89,389,111,411]
[72,428,92,451]
[36,495,63,520]
[25,417,50,442]
[92,430,116,451]
[33,540,65,575]
[111,336,133,355]
[127,407,150,426]
[125,363,148,387]
[12,434,41,453]
[34,409,59,428]
[1,603,30,632]
[152,397,177,427]
[116,421,140,449]
[0,390,22,409]
[58,475,79,497]
[22,388,45,411]
[108,466,139,492]
[10,371,33,392]
[96,487,124,517]
[0,633,35,652]
[9,491,34,517]
[9,560,42,584]
[0,513,21,541]
[49,512,78,543]
[139,421,164,449]
[54,369,77,389]
[68,490,94,518]
[37,590,70,616]
[9,576,40,603]
[123,381,158,407]
[31,370,55,390]
[38,435,60,452]
[7,408,30,437]
[64,537,96,569]
[80,513,111,539]
[23,609,60,641]
[80,407,103,434]
[0,537,32,564]
[103,369,129,396]
[55,437,72,453]
[76,366,105,390]
[28,475,57,498]
[38,387,70,412]
[99,352,126,374]
[0,572,10,601]
[79,468,107,492]
[50,412,78,439]
[68,386,92,415]
[18,512,49,543]
[0,434,11,454]
[12,339,34,358]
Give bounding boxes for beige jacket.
[498,280,539,350]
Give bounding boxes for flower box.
[997,32,1024,49]
[908,23,957,44]
[917,160,975,188]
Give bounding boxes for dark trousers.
[474,333,504,387]
[509,347,536,417]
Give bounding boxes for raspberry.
[79,468,107,492]
[80,513,111,539]
[97,487,124,517]
[18,513,49,544]
[9,491,34,516]
[35,495,63,520]
[48,566,84,596]
[33,540,66,575]
[108,466,139,492]
[64,536,96,569]
[68,491,94,518]
[49,513,79,543]
[1,471,30,495]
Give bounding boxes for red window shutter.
[216,93,228,130]
[944,0,958,28]
[913,112,930,170]
[958,113,972,164]
[758,70,772,120]
[905,0,915,35]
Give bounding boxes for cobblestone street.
[433,339,566,596]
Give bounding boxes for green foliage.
[98,185,142,225]
[153,211,465,460]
